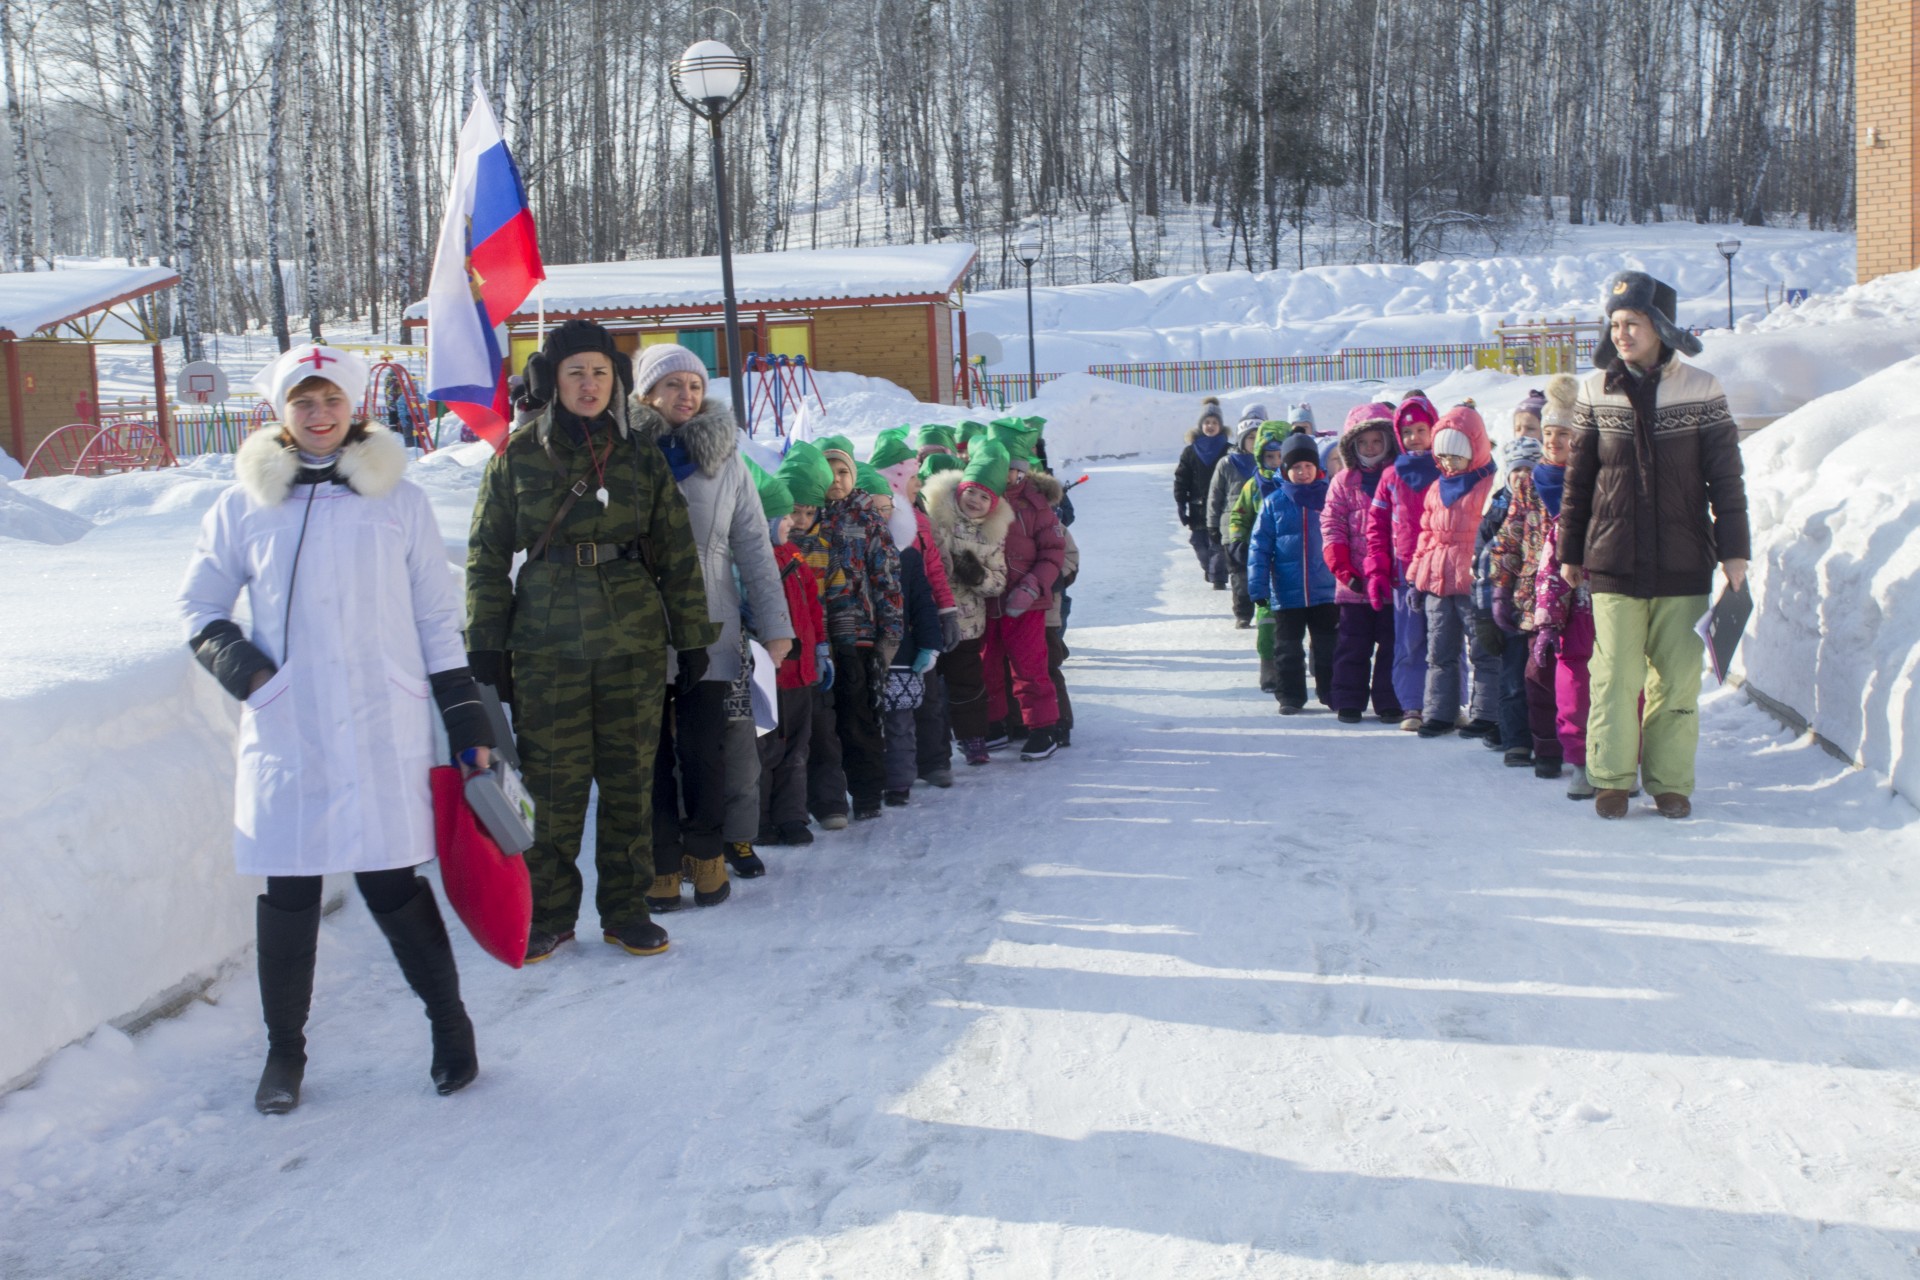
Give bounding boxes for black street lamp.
[1015,232,1042,399]
[1716,238,1741,329]
[672,39,753,424]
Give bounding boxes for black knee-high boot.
[369,877,478,1096]
[254,895,320,1115]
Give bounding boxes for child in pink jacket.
[1407,402,1500,737]
[1322,401,1401,723]
[1362,392,1439,729]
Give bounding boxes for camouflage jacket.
[465,407,720,658]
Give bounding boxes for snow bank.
[965,228,1852,372]
[1736,356,1920,800]
[1694,322,1920,420]
[0,476,92,543]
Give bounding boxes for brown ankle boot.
[1594,789,1630,820]
[1654,792,1692,819]
[684,854,731,907]
[645,872,684,912]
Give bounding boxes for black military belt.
[544,540,638,567]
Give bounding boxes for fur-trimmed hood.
[629,397,739,478]
[1026,471,1064,507]
[236,424,407,506]
[1336,425,1399,473]
[923,469,1014,548]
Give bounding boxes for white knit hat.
[634,343,709,396]
[1432,426,1472,459]
[253,343,369,411]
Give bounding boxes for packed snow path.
[5,462,1920,1279]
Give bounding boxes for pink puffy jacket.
[1406,404,1496,598]
[1323,402,1397,606]
[1361,394,1439,592]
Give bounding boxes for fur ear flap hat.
[1594,270,1701,365]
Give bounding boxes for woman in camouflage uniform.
[465,320,718,963]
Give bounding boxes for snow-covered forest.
[1,0,1856,348]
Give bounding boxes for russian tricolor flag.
[426,83,545,450]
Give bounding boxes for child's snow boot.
[369,877,479,1097]
[1337,709,1363,724]
[1459,718,1499,741]
[919,766,954,788]
[1564,765,1594,800]
[524,928,574,964]
[961,736,991,766]
[684,855,731,907]
[725,841,766,879]
[1399,713,1423,732]
[1534,757,1564,780]
[253,895,319,1115]
[1594,788,1630,819]
[883,789,912,806]
[1504,746,1534,767]
[776,820,815,845]
[1416,719,1455,738]
[1020,725,1061,761]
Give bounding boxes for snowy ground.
[4,460,1919,1279]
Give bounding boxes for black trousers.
[915,670,952,773]
[831,643,887,808]
[758,683,814,830]
[939,637,989,741]
[265,867,417,914]
[807,682,847,820]
[1274,603,1339,709]
[1046,626,1074,732]
[653,680,728,871]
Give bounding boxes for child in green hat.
[817,442,904,822]
[923,440,1013,766]
[776,441,850,833]
[754,455,828,850]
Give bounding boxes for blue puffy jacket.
[1249,480,1336,610]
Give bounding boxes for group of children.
[1178,378,1604,798]
[747,416,1081,866]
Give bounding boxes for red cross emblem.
[299,349,336,371]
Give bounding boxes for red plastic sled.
[430,766,532,969]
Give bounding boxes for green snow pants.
[1254,603,1277,691]
[1588,592,1708,797]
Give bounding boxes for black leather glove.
[467,649,515,706]
[1177,506,1191,528]
[189,619,276,702]
[430,668,495,759]
[676,647,710,692]
[950,550,986,589]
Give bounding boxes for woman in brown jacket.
[1558,271,1749,821]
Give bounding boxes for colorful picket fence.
[1085,355,1344,393]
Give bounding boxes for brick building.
[1858,0,1918,281]
[405,243,978,405]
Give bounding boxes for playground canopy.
[0,264,180,467]
[403,244,978,404]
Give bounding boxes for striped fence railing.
[1084,355,1343,394]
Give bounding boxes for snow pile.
[1753,264,1920,331]
[0,447,21,481]
[0,476,93,544]
[1736,355,1920,799]
[1694,321,1920,420]
[965,228,1853,371]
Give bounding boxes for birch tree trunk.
[0,0,31,270]
[264,0,292,350]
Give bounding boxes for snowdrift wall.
[1736,357,1920,801]
[0,659,255,1087]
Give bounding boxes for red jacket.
[772,542,825,690]
[993,476,1068,618]
[913,505,956,612]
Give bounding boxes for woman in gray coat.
[631,345,794,908]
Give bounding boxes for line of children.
[1201,384,1610,804]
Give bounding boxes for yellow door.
[768,324,811,361]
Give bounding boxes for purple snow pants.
[1332,601,1398,715]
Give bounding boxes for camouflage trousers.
[514,651,665,935]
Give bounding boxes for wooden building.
[404,244,977,404]
[0,266,179,467]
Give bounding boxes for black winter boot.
[253,895,319,1115]
[369,878,478,1096]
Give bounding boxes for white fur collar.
[629,397,738,479]
[236,426,408,506]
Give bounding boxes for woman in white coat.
[629,344,793,909]
[179,344,494,1114]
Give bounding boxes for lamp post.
[1014,232,1042,399]
[1716,238,1741,330]
[672,39,753,423]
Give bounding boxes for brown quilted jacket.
[1559,357,1749,599]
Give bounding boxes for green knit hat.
[961,440,1011,496]
[913,424,958,453]
[957,420,989,449]
[1255,420,1292,478]
[986,416,1040,463]
[777,440,834,507]
[854,461,894,498]
[815,433,857,464]
[874,425,911,452]
[745,456,794,521]
[920,452,963,481]
[868,434,918,472]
